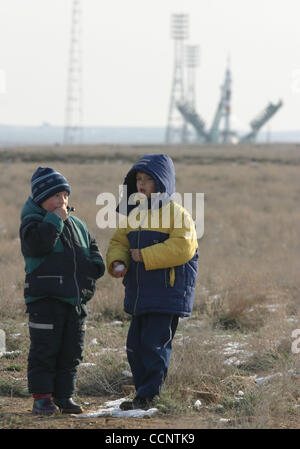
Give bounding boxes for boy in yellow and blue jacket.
[106,154,198,410]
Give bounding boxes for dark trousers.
[26,298,87,397]
[126,313,179,399]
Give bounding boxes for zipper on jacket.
[65,225,81,308]
[133,226,141,316]
[37,275,63,285]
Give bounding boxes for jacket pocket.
[37,275,64,285]
[25,273,70,298]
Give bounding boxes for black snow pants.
[26,298,87,397]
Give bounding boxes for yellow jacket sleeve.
[141,205,198,271]
[106,226,131,276]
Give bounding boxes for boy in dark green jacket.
[20,167,105,415]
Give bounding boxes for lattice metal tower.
[165,14,189,144]
[64,0,83,145]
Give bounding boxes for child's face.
[136,171,156,198]
[41,191,69,212]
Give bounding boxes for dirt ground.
[1,395,300,430]
[0,395,220,430]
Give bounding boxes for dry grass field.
[0,143,299,429]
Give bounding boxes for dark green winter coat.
[20,197,105,306]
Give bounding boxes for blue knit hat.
[31,167,71,205]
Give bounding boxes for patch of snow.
[194,400,202,409]
[74,397,158,419]
[255,373,282,385]
[0,350,21,358]
[222,340,254,366]
[10,333,21,339]
[223,342,247,354]
[219,418,230,423]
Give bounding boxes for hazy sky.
[0,0,299,131]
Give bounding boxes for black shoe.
[120,396,153,411]
[32,398,60,416]
[54,397,83,414]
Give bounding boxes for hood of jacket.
[117,154,176,216]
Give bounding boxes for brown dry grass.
[0,143,299,429]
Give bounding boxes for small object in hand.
[115,263,125,272]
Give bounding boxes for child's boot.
[32,396,60,415]
[120,396,154,411]
[54,397,83,414]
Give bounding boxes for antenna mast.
[64,0,83,145]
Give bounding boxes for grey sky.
[0,0,299,131]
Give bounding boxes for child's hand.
[53,206,68,221]
[112,261,127,277]
[130,249,143,263]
